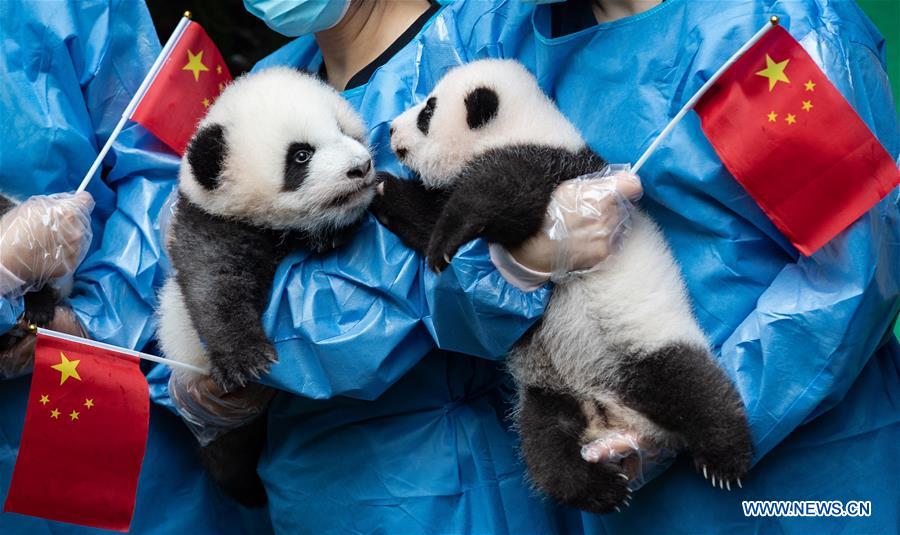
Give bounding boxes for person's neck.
[591,0,661,24]
[316,0,431,91]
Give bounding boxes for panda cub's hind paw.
[691,437,752,491]
[518,387,633,514]
[559,462,633,514]
[209,345,278,391]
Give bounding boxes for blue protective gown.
[501,0,900,532]
[143,0,899,533]
[0,1,270,533]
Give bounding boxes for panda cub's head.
[389,59,586,188]
[181,67,376,234]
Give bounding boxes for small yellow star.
[51,353,81,385]
[767,111,778,122]
[69,410,79,421]
[202,98,210,108]
[218,82,225,92]
[801,100,813,112]
[39,394,49,405]
[216,65,223,75]
[785,113,797,125]
[804,80,816,91]
[182,49,209,82]
[84,398,94,409]
[50,408,60,419]
[755,54,791,91]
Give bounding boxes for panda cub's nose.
[347,159,372,180]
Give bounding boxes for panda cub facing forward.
[157,67,376,504]
[373,59,752,513]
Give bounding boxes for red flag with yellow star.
[694,25,899,255]
[3,333,149,532]
[131,20,231,155]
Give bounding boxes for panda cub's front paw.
[369,173,409,227]
[209,345,278,391]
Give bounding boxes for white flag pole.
[36,327,208,374]
[631,16,780,175]
[75,12,194,193]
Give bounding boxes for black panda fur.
[157,68,376,506]
[372,59,752,514]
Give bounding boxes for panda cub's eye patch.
[417,97,437,135]
[284,142,316,191]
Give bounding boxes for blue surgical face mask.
[243,0,352,37]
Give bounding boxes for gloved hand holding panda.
[156,67,378,506]
[371,59,753,514]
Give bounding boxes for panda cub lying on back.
[373,60,752,513]
[157,67,376,505]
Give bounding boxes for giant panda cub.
[372,59,752,514]
[157,67,376,505]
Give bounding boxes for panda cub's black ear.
[464,87,499,129]
[187,123,227,190]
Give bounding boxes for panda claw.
[618,473,629,481]
[614,506,621,513]
[719,479,724,490]
[711,476,716,488]
[726,480,731,491]
[703,465,708,480]
[737,478,743,489]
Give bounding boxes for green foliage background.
[857,1,899,109]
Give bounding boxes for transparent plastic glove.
[0,193,94,296]
[580,431,678,490]
[169,369,276,446]
[0,305,86,379]
[496,165,642,289]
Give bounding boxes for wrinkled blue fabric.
[148,0,896,533]
[510,0,899,459]
[149,4,560,533]
[165,0,900,533]
[499,0,899,532]
[0,1,269,533]
[0,297,21,334]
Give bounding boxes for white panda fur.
[373,59,752,514]
[156,67,376,507]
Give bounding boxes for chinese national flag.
[131,20,232,155]
[4,333,150,532]
[695,25,899,255]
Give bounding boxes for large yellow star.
[51,353,81,385]
[182,49,209,82]
[755,54,790,91]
